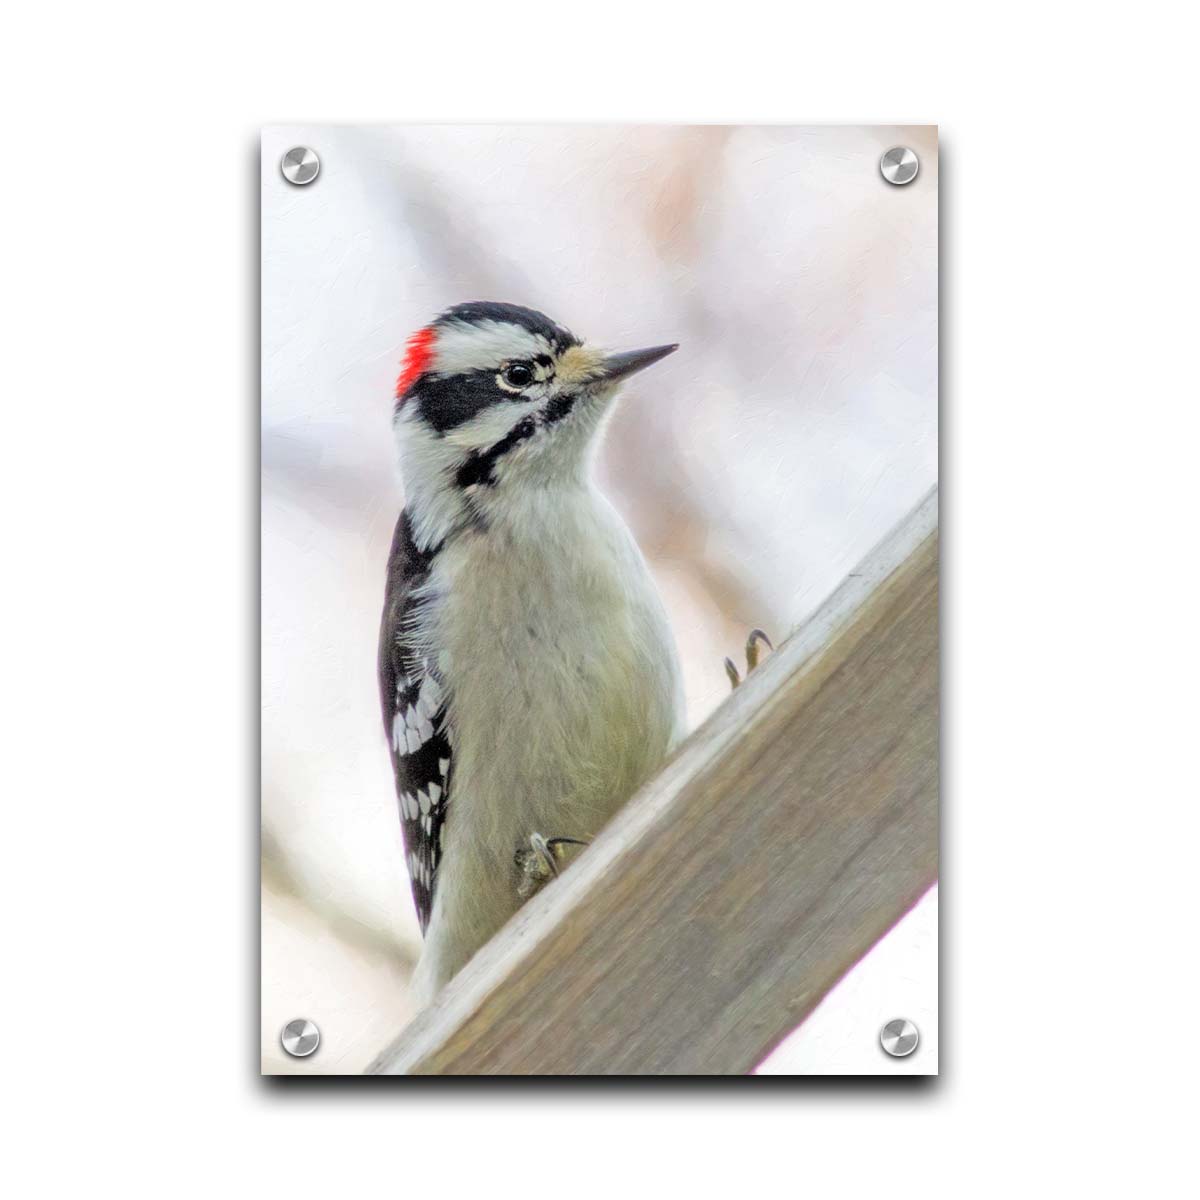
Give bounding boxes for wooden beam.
[368,487,938,1075]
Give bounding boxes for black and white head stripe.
[396,302,580,433]
[434,301,579,354]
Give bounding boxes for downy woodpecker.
[379,301,685,1004]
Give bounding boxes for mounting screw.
[880,1018,919,1057]
[281,147,320,186]
[880,146,919,186]
[281,1018,321,1057]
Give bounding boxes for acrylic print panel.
[261,125,938,1075]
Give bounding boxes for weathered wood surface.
[368,487,938,1075]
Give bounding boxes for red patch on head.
[395,326,437,402]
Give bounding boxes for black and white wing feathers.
[378,510,451,933]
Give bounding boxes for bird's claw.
[515,832,590,899]
[726,628,773,690]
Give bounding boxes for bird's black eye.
[500,361,535,389]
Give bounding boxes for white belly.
[413,486,684,997]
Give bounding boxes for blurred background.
[262,124,938,1074]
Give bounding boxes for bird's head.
[392,301,677,550]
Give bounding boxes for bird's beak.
[597,343,679,382]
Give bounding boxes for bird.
[379,301,686,1005]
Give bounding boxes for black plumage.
[378,510,451,932]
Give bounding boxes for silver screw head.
[281,146,320,186]
[280,1018,320,1057]
[880,146,919,186]
[880,1018,919,1057]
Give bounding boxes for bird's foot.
[724,628,773,690]
[514,833,590,899]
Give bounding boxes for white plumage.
[410,473,683,1001]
